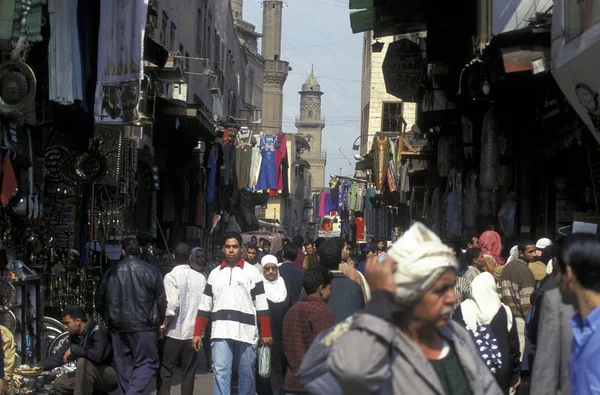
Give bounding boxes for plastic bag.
[258,345,271,379]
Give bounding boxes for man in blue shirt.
[554,233,600,395]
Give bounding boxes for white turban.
[386,222,457,305]
[261,254,280,267]
[536,238,553,249]
[506,245,519,264]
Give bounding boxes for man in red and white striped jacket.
[192,232,272,395]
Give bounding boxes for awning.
[349,0,427,37]
[143,35,169,68]
[147,67,185,83]
[155,97,216,141]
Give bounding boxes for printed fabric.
[256,134,277,190]
[466,324,502,375]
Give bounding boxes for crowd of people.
[10,224,600,395]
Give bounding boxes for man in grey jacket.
[530,287,574,395]
[299,223,502,395]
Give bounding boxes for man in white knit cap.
[299,222,502,395]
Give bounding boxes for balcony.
[295,117,325,128]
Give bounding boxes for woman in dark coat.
[453,272,521,394]
[256,254,291,395]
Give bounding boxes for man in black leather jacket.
[96,237,166,395]
[42,306,117,395]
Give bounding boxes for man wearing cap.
[356,242,379,274]
[299,223,502,395]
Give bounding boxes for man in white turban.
[299,223,503,395]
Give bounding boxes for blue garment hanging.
[256,134,277,190]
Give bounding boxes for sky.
[242,0,363,186]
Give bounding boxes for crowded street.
[1,0,600,394]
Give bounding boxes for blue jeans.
[212,339,257,395]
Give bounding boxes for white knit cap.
[536,238,553,249]
[261,254,279,267]
[386,222,457,305]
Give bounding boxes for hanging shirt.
[318,192,327,218]
[355,217,365,241]
[349,183,358,211]
[206,146,218,204]
[570,306,600,395]
[249,145,262,190]
[256,134,277,191]
[221,139,236,186]
[365,188,376,210]
[356,183,366,212]
[275,133,287,191]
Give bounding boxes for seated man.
[41,306,117,395]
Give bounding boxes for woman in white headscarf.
[257,254,290,395]
[453,272,521,394]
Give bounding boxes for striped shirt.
[454,266,481,308]
[194,259,271,345]
[499,259,535,319]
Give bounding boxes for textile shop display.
[372,136,391,193]
[221,131,236,186]
[256,134,278,191]
[48,0,84,104]
[275,133,287,191]
[94,0,148,124]
[236,129,255,189]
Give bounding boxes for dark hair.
[461,235,477,249]
[246,243,258,252]
[293,235,304,248]
[259,237,265,243]
[303,266,334,295]
[518,240,535,252]
[62,306,88,323]
[276,250,284,263]
[465,247,482,266]
[282,238,290,245]
[122,237,141,256]
[283,242,299,262]
[318,237,345,269]
[314,237,326,250]
[251,236,257,241]
[556,233,600,292]
[137,232,152,247]
[224,232,243,246]
[173,243,191,263]
[541,245,555,265]
[263,239,271,247]
[345,241,354,248]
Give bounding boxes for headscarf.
[461,272,512,332]
[506,245,519,264]
[479,231,505,266]
[386,222,457,305]
[189,247,203,271]
[261,254,287,303]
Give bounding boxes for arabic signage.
[382,38,425,101]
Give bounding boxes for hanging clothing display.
[365,188,376,210]
[48,0,84,104]
[275,133,287,191]
[221,132,236,186]
[355,216,365,241]
[249,144,262,190]
[0,155,17,205]
[325,192,335,215]
[281,155,289,198]
[349,183,358,211]
[387,159,397,192]
[372,136,391,192]
[355,183,366,212]
[236,130,254,189]
[206,145,218,204]
[256,134,277,190]
[318,192,327,218]
[94,0,147,124]
[330,179,340,207]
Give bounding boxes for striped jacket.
[194,259,271,345]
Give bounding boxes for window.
[170,22,176,51]
[565,0,600,41]
[160,12,168,46]
[196,9,203,56]
[214,33,221,69]
[381,102,403,132]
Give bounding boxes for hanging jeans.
[212,339,257,395]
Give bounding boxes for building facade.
[359,32,417,157]
[153,0,246,118]
[296,73,327,190]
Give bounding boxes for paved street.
[110,353,214,395]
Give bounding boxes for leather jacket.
[41,320,112,370]
[96,256,167,333]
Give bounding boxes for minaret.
[296,71,327,189]
[261,0,288,134]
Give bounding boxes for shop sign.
[553,39,600,146]
[382,38,425,101]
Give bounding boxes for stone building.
[359,32,417,157]
[261,0,289,134]
[296,72,327,190]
